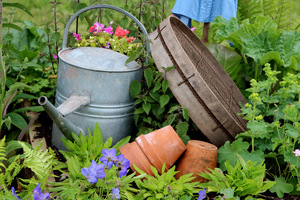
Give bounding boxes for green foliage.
[199,156,275,198]
[130,60,191,144]
[133,164,200,199]
[237,0,299,30]
[228,64,300,196]
[209,15,300,96]
[0,137,24,197]
[60,123,130,164]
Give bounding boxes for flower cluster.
[81,149,130,199]
[81,148,130,184]
[73,22,141,56]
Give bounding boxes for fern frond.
[274,0,297,30]
[20,141,54,182]
[0,136,6,170]
[238,0,263,23]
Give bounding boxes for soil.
[32,111,300,200]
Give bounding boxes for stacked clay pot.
[120,125,186,175]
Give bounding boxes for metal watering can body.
[38,5,148,150]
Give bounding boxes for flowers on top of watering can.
[293,149,300,157]
[198,187,206,200]
[73,21,142,57]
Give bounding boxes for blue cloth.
[172,0,238,23]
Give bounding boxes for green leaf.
[269,176,294,198]
[176,122,189,137]
[126,46,143,64]
[159,94,170,108]
[144,68,154,88]
[3,2,33,17]
[142,102,151,115]
[182,108,189,121]
[3,23,22,31]
[152,81,161,93]
[161,79,169,94]
[129,80,141,98]
[218,138,264,171]
[206,43,243,81]
[5,113,27,130]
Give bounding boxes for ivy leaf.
[142,102,151,115]
[129,80,141,98]
[176,122,189,137]
[159,94,170,108]
[162,79,169,94]
[144,68,153,88]
[182,108,189,122]
[269,176,294,198]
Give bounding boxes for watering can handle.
[62,4,150,56]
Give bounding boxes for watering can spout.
[38,96,86,141]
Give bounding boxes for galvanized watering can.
[38,4,149,150]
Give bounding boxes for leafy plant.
[199,155,275,198]
[130,61,191,144]
[221,64,300,197]
[133,164,200,200]
[209,15,300,96]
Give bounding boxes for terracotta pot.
[119,142,154,176]
[120,125,186,175]
[136,125,186,174]
[175,140,218,182]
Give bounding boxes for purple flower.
[198,188,206,200]
[72,32,81,41]
[115,154,130,169]
[11,187,20,200]
[293,149,300,157]
[118,167,128,178]
[53,54,58,59]
[81,160,106,183]
[104,42,111,49]
[100,149,117,164]
[104,26,114,34]
[190,27,196,32]
[81,167,98,184]
[32,183,50,200]
[112,188,120,200]
[89,160,106,179]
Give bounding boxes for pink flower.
[104,26,113,34]
[110,21,113,25]
[53,54,58,59]
[191,27,196,32]
[126,36,135,43]
[293,149,300,157]
[89,22,105,33]
[73,32,81,41]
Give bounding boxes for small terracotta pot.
[175,140,218,182]
[120,125,186,175]
[119,142,154,176]
[136,125,186,174]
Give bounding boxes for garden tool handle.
[62,4,150,56]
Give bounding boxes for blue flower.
[198,187,206,200]
[11,187,20,200]
[32,183,50,200]
[100,149,118,164]
[115,154,130,169]
[81,160,106,184]
[112,187,120,199]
